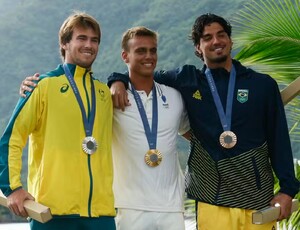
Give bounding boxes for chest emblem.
[60,83,69,93]
[237,89,249,103]
[161,94,169,108]
[192,90,202,100]
[98,89,106,101]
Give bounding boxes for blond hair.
[121,26,158,51]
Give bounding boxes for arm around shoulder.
[107,72,129,88]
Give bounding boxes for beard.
[208,54,228,64]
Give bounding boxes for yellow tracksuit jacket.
[0,64,115,217]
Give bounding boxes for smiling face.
[62,26,99,69]
[196,22,232,69]
[122,35,157,78]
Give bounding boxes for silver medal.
[82,136,98,155]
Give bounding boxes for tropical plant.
[231,0,300,229]
[232,0,300,79]
[231,0,300,144]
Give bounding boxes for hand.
[7,189,35,218]
[270,193,293,221]
[110,81,130,111]
[19,73,40,98]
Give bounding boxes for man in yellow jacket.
[0,11,115,230]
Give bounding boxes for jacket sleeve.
[154,65,200,90]
[107,72,130,89]
[0,85,43,196]
[266,77,299,197]
[107,65,193,89]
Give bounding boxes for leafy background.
[0,0,299,226]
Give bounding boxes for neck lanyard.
[131,83,158,150]
[205,65,236,132]
[63,64,96,137]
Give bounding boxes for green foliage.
[232,0,300,228]
[231,0,300,81]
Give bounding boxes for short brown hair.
[121,26,158,51]
[59,11,101,61]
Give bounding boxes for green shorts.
[30,216,115,230]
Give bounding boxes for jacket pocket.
[251,156,261,190]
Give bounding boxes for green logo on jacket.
[237,89,249,103]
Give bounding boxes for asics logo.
[60,84,69,93]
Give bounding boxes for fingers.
[111,92,126,111]
[110,81,130,111]
[19,87,27,98]
[277,203,292,221]
[27,193,35,201]
[19,83,32,97]
[19,73,40,98]
[6,189,34,218]
[115,94,131,111]
[114,92,130,111]
[7,197,28,217]
[17,203,28,217]
[270,193,293,221]
[122,93,130,111]
[18,193,35,217]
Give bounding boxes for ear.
[61,43,67,50]
[195,44,202,56]
[121,50,129,63]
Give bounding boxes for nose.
[145,50,156,59]
[212,36,221,44]
[145,51,152,58]
[84,40,93,48]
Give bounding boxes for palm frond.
[231,0,300,80]
[234,39,300,81]
[232,0,300,46]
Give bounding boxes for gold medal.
[144,149,162,167]
[82,136,98,155]
[219,131,237,149]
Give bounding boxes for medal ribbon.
[63,64,96,137]
[131,83,158,150]
[205,65,236,131]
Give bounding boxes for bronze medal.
[219,131,237,149]
[82,136,98,155]
[144,149,162,167]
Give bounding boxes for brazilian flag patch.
[237,89,249,103]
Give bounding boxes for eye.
[218,34,226,38]
[77,36,87,41]
[150,48,157,55]
[92,38,99,43]
[217,31,228,39]
[202,35,211,41]
[136,48,146,54]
